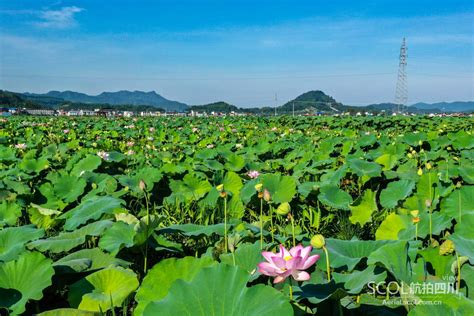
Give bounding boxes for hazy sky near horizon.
[1,0,473,107]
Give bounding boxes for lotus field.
[1,115,474,315]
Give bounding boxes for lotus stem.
[415,223,418,241]
[458,189,462,224]
[270,204,274,243]
[143,190,150,274]
[288,278,293,301]
[456,252,461,290]
[224,195,228,253]
[260,198,264,249]
[290,213,296,248]
[323,246,331,281]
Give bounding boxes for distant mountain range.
[2,89,473,114]
[22,90,187,112]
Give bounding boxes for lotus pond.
[0,115,473,315]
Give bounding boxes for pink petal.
[271,256,287,269]
[285,257,302,270]
[273,270,292,284]
[300,246,312,260]
[289,245,303,257]
[262,251,275,263]
[279,244,291,259]
[301,254,320,270]
[258,262,278,276]
[292,271,311,281]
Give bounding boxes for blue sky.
[1,0,473,106]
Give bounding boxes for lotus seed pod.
[417,168,423,176]
[426,162,432,170]
[418,140,423,146]
[219,191,228,198]
[411,150,417,155]
[311,234,325,249]
[407,153,413,159]
[412,217,420,224]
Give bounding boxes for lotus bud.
[411,150,417,155]
[420,149,425,153]
[456,182,462,188]
[263,189,271,202]
[311,234,325,249]
[425,200,432,208]
[254,183,263,192]
[407,153,413,159]
[92,183,97,189]
[439,239,455,255]
[447,146,452,151]
[426,162,432,170]
[139,180,146,191]
[418,141,423,146]
[275,202,290,216]
[417,168,423,176]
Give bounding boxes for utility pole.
[394,37,408,114]
[292,101,295,117]
[274,93,278,116]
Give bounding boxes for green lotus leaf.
[143,264,292,316]
[98,221,136,255]
[440,186,474,222]
[38,309,99,316]
[261,174,296,204]
[332,266,387,294]
[0,201,22,227]
[296,280,348,305]
[220,242,261,275]
[134,256,215,316]
[348,158,382,177]
[375,153,399,171]
[28,220,113,253]
[222,171,243,195]
[408,293,474,315]
[318,185,353,210]
[19,157,49,174]
[397,211,452,240]
[52,174,87,203]
[367,241,411,282]
[70,155,102,177]
[0,251,54,315]
[224,153,246,171]
[167,174,212,203]
[448,213,474,263]
[0,225,44,262]
[313,239,396,271]
[380,179,416,209]
[157,223,226,238]
[228,193,245,218]
[418,247,455,278]
[60,196,123,231]
[375,212,408,240]
[69,266,139,312]
[0,146,16,161]
[54,248,130,272]
[240,178,259,204]
[349,189,377,226]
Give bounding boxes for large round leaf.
[60,196,123,231]
[261,174,296,204]
[0,251,54,315]
[380,179,415,209]
[0,225,44,262]
[134,256,215,316]
[69,266,139,312]
[440,186,474,221]
[143,264,292,316]
[318,185,353,210]
[349,189,377,226]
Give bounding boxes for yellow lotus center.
[284,255,292,261]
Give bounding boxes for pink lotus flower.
[258,244,319,283]
[15,143,27,149]
[63,129,70,134]
[247,170,260,179]
[126,141,135,147]
[149,127,155,132]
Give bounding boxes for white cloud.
[33,6,84,29]
[0,6,84,29]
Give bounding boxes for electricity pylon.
[394,38,408,113]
